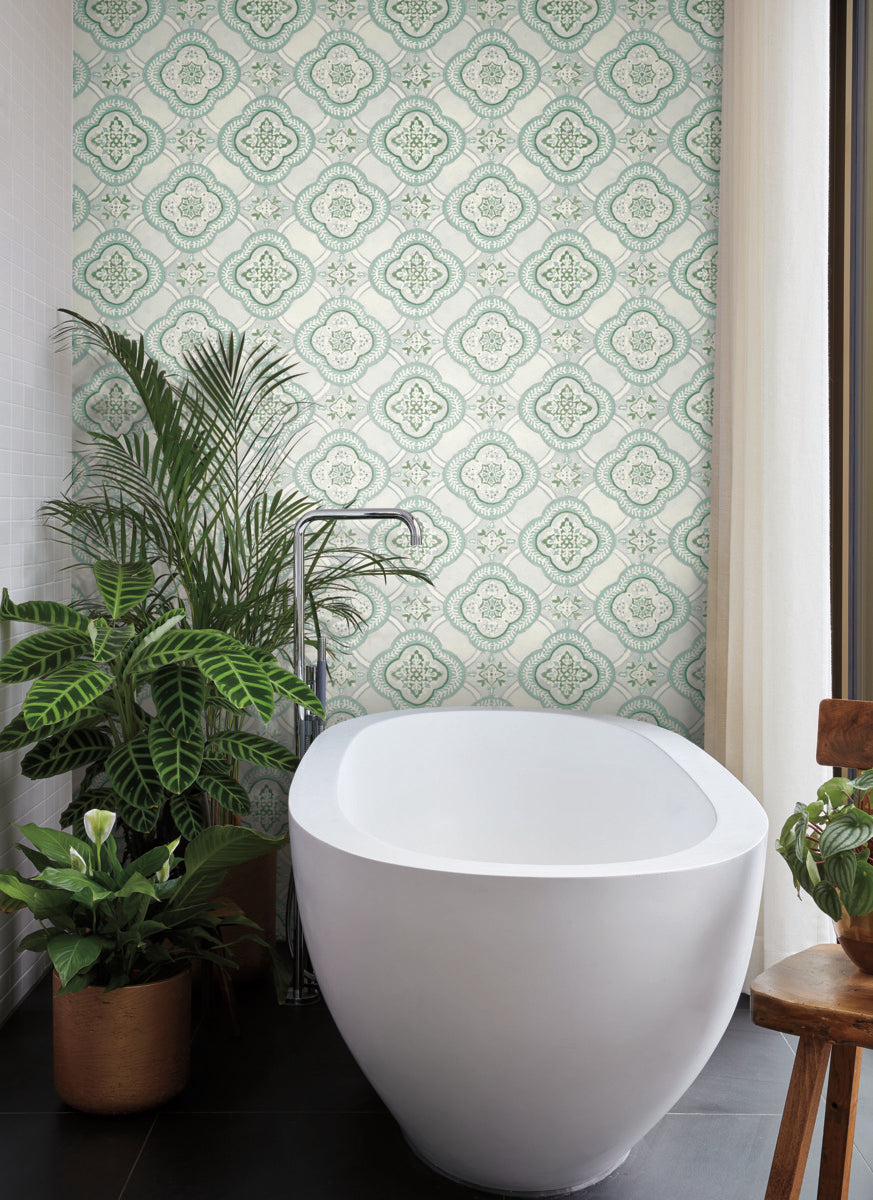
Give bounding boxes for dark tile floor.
[2,975,873,1200]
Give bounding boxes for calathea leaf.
[20,728,113,780]
[197,649,274,722]
[0,590,90,632]
[197,773,251,816]
[148,720,204,793]
[210,730,297,772]
[0,627,91,684]
[118,608,186,676]
[170,791,207,841]
[130,628,236,675]
[21,662,110,730]
[93,560,155,621]
[104,733,163,813]
[114,791,163,835]
[88,618,134,663]
[246,649,324,716]
[149,664,206,740]
[0,705,107,752]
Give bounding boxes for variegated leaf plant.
[776,774,873,919]
[0,562,323,858]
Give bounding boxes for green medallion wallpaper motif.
[72,0,721,834]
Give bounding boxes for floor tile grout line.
[116,1112,158,1200]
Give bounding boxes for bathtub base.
[404,1133,629,1197]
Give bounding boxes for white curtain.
[706,0,834,972]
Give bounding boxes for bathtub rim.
[288,708,768,879]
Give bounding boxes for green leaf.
[18,929,52,953]
[0,627,91,684]
[812,879,843,920]
[209,730,297,772]
[0,871,41,912]
[48,934,105,988]
[0,590,90,632]
[198,649,274,722]
[114,791,162,835]
[35,867,112,901]
[104,733,163,813]
[150,664,206,740]
[819,812,873,858]
[131,628,237,674]
[169,824,287,912]
[170,791,207,841]
[93,560,155,620]
[148,720,204,793]
[20,728,113,780]
[115,871,158,901]
[848,861,873,915]
[197,773,251,816]
[124,845,172,882]
[21,662,110,730]
[0,705,108,752]
[88,618,134,663]
[824,850,858,895]
[818,777,855,806]
[247,649,324,716]
[853,769,873,793]
[14,824,91,868]
[119,609,187,676]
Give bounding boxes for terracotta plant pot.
[835,910,873,973]
[52,967,191,1114]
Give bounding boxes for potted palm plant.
[777,773,873,970]
[48,310,427,658]
[0,808,285,1113]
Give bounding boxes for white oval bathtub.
[289,709,767,1196]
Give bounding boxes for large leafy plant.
[46,310,428,650]
[0,562,323,857]
[776,774,873,919]
[0,809,286,993]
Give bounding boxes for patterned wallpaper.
[71,0,721,834]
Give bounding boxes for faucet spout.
[292,507,422,752]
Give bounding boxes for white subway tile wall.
[0,1,73,1025]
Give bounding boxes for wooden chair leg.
[765,1037,831,1200]
[817,1044,862,1200]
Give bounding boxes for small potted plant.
[776,772,873,970]
[0,809,285,1113]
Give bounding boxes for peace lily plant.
[0,560,323,858]
[776,773,873,919]
[0,809,284,993]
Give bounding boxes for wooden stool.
[750,943,873,1199]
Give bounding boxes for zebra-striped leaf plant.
[0,561,323,859]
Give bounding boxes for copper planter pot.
[52,967,191,1114]
[835,910,873,974]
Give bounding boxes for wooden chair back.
[817,698,873,769]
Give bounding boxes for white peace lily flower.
[83,809,116,847]
[156,837,181,884]
[69,848,87,874]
